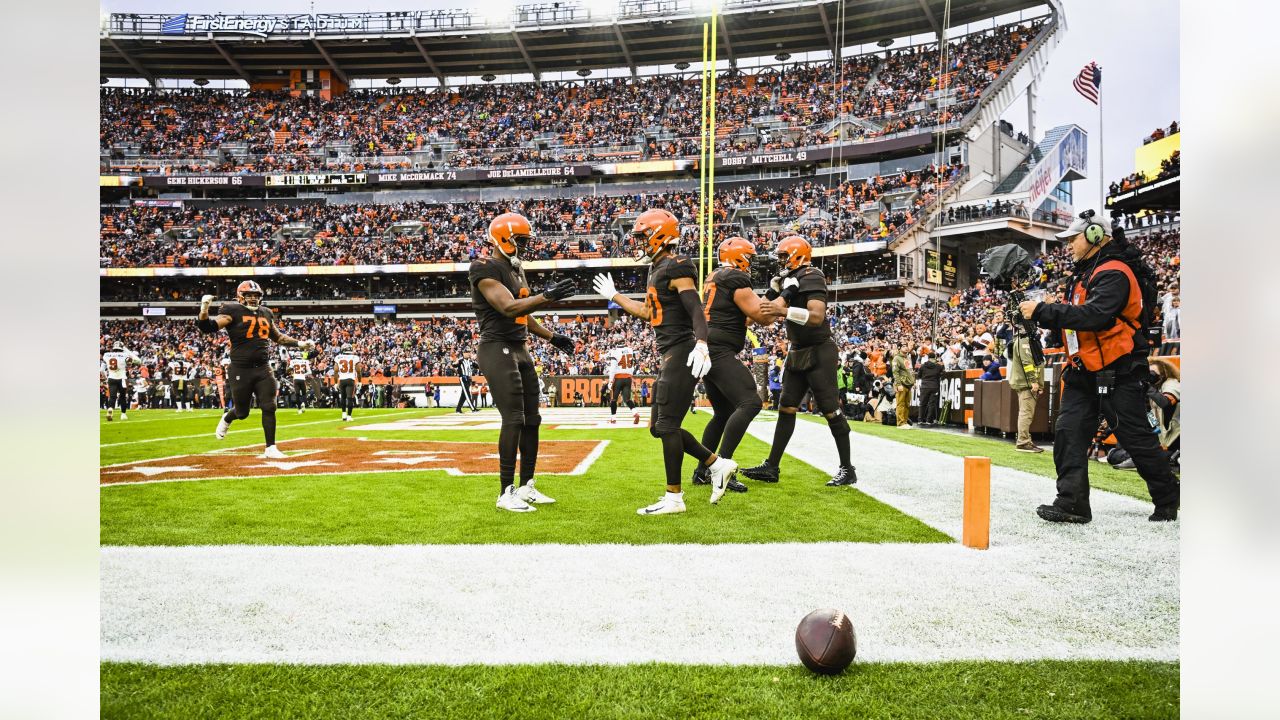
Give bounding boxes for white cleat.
[121,413,128,420]
[637,493,686,516]
[497,485,536,513]
[298,408,304,415]
[516,479,556,505]
[215,418,230,439]
[262,445,287,459]
[707,456,738,505]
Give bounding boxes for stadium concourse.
[97,0,1183,716]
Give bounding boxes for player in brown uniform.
[470,212,578,513]
[593,208,739,515]
[196,280,315,459]
[690,237,783,492]
[741,236,858,486]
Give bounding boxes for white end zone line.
[99,409,426,447]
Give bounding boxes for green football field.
[99,406,1178,717]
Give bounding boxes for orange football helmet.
[775,235,812,275]
[631,208,681,264]
[488,212,533,257]
[718,236,756,272]
[236,280,264,309]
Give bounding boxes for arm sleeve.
[1146,386,1174,410]
[1032,270,1131,331]
[678,289,709,342]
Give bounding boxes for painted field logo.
[101,438,607,486]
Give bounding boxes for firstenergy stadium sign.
[157,14,371,38]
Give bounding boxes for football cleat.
[215,418,230,439]
[609,417,617,425]
[1036,504,1092,524]
[727,478,748,493]
[741,459,780,483]
[516,479,556,505]
[691,464,711,485]
[632,411,640,425]
[637,493,686,516]
[707,457,738,504]
[826,465,858,487]
[106,414,113,422]
[497,485,536,513]
[262,445,287,459]
[121,413,128,420]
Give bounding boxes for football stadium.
[97,0,1182,716]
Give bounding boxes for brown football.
[795,608,857,674]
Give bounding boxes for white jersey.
[102,350,140,381]
[335,353,361,381]
[606,346,635,381]
[290,357,311,380]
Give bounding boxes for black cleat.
[826,465,858,486]
[727,478,748,493]
[741,459,779,483]
[1149,506,1178,522]
[1036,503,1092,524]
[691,464,711,485]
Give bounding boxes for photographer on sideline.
[1019,211,1180,523]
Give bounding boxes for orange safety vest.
[1069,260,1143,371]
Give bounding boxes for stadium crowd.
[100,19,1044,174]
[99,164,963,268]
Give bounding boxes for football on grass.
[795,608,857,674]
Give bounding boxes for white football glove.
[200,294,216,309]
[769,276,783,294]
[592,273,619,301]
[687,340,711,379]
[298,340,315,352]
[782,277,800,292]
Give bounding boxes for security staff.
[1019,212,1179,523]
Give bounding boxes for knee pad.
[234,406,252,420]
[649,418,679,438]
[259,402,277,414]
[739,396,763,414]
[524,413,542,428]
[500,410,526,427]
[779,406,799,415]
[826,412,850,436]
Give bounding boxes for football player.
[604,338,639,425]
[593,208,738,516]
[102,341,141,421]
[197,281,315,459]
[469,212,578,512]
[289,351,311,414]
[334,344,361,422]
[741,236,858,486]
[690,237,782,492]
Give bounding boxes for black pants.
[610,377,635,413]
[477,341,541,488]
[1052,366,1180,515]
[293,379,308,407]
[651,339,714,487]
[701,346,763,460]
[223,364,279,446]
[779,341,841,413]
[456,376,476,412]
[919,384,940,424]
[339,379,356,415]
[107,379,126,412]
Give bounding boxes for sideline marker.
[962,456,991,550]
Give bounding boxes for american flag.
[1073,61,1101,104]
[161,14,189,34]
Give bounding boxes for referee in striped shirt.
[455,354,479,413]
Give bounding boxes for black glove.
[550,334,576,354]
[542,279,577,302]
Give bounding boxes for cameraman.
[1019,212,1179,523]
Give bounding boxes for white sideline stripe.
[102,411,225,424]
[100,421,1178,666]
[99,409,425,447]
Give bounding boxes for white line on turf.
[99,409,425,447]
[99,420,1178,666]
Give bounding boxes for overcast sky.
[99,0,1178,212]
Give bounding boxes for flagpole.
[1098,92,1105,216]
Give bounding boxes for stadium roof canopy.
[101,0,1047,84]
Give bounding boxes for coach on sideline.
[1019,211,1179,524]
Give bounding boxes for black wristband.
[197,318,218,334]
